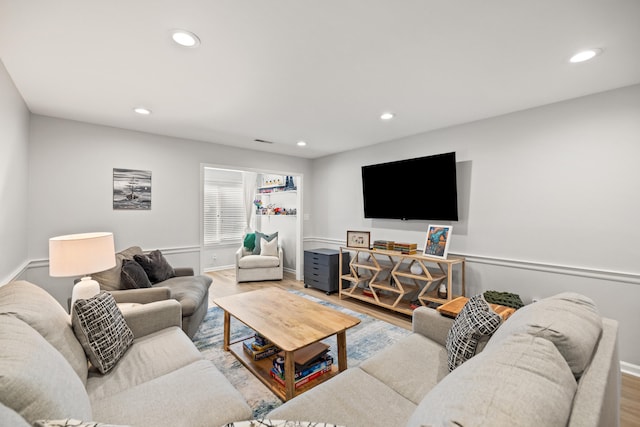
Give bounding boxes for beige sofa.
[0,280,252,426]
[92,246,211,338]
[268,292,621,427]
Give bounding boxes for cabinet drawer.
[304,252,335,267]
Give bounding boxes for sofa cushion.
[120,259,152,289]
[93,246,144,291]
[0,281,89,384]
[91,360,252,427]
[72,292,134,374]
[156,275,211,316]
[133,250,175,284]
[360,333,449,405]
[486,292,603,378]
[238,254,280,269]
[260,235,279,256]
[0,314,92,423]
[267,368,416,427]
[252,231,278,255]
[406,333,577,427]
[86,327,202,401]
[33,420,130,427]
[445,294,502,371]
[0,402,30,427]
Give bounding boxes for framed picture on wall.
[346,230,371,249]
[423,225,453,259]
[113,168,152,210]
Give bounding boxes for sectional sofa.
[267,292,621,427]
[0,280,252,426]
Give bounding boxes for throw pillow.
[133,249,175,283]
[243,233,256,251]
[260,236,279,257]
[445,294,502,371]
[252,231,278,255]
[71,291,134,374]
[120,259,152,289]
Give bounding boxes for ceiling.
[1,1,639,159]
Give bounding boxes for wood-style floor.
[206,269,640,427]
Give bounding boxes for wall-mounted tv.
[361,152,458,221]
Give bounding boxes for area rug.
[192,290,412,419]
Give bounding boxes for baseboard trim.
[621,362,640,377]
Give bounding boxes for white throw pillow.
[260,236,279,257]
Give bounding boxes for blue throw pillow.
[243,233,256,251]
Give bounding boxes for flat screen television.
[361,152,458,221]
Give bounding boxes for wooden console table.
[338,247,465,316]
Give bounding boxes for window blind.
[203,168,246,245]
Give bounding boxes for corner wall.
[0,59,30,284]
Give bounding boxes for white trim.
[621,361,640,377]
[154,245,200,255]
[1,259,30,285]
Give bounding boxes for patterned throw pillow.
[252,231,278,255]
[71,292,134,374]
[445,294,502,371]
[120,259,152,289]
[133,249,175,283]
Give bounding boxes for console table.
[339,247,465,316]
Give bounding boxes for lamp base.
[71,276,101,310]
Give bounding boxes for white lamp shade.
[49,232,116,277]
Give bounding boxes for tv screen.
[361,152,458,221]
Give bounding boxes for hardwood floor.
[206,269,640,426]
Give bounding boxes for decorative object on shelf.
[346,230,371,249]
[373,240,395,250]
[438,283,448,299]
[113,168,151,210]
[423,224,453,259]
[410,263,423,275]
[394,242,417,254]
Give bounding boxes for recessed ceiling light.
[297,141,307,147]
[171,29,200,48]
[380,112,395,120]
[133,107,152,115]
[569,48,603,63]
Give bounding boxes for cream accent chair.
[235,236,284,283]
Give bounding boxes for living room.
[1,2,640,425]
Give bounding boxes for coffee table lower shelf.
[228,340,338,402]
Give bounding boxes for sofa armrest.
[110,287,171,304]
[174,267,194,277]
[122,299,182,338]
[412,306,454,347]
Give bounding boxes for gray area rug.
[192,289,412,419]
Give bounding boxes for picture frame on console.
[346,230,371,249]
[423,225,452,259]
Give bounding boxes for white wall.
[26,115,311,301]
[308,84,640,366]
[0,60,30,284]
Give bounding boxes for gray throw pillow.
[445,294,502,371]
[133,249,175,283]
[120,259,152,289]
[71,291,134,374]
[252,231,278,255]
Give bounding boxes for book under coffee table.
[213,287,361,401]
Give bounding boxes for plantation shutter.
[203,168,246,245]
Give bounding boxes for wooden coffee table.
[213,287,361,401]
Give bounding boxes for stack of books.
[270,342,333,389]
[242,334,280,361]
[373,240,395,250]
[393,242,417,254]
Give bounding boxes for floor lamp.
[49,232,116,310]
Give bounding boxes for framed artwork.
[423,225,453,259]
[346,230,371,249]
[113,168,151,210]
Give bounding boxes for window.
[203,168,246,245]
